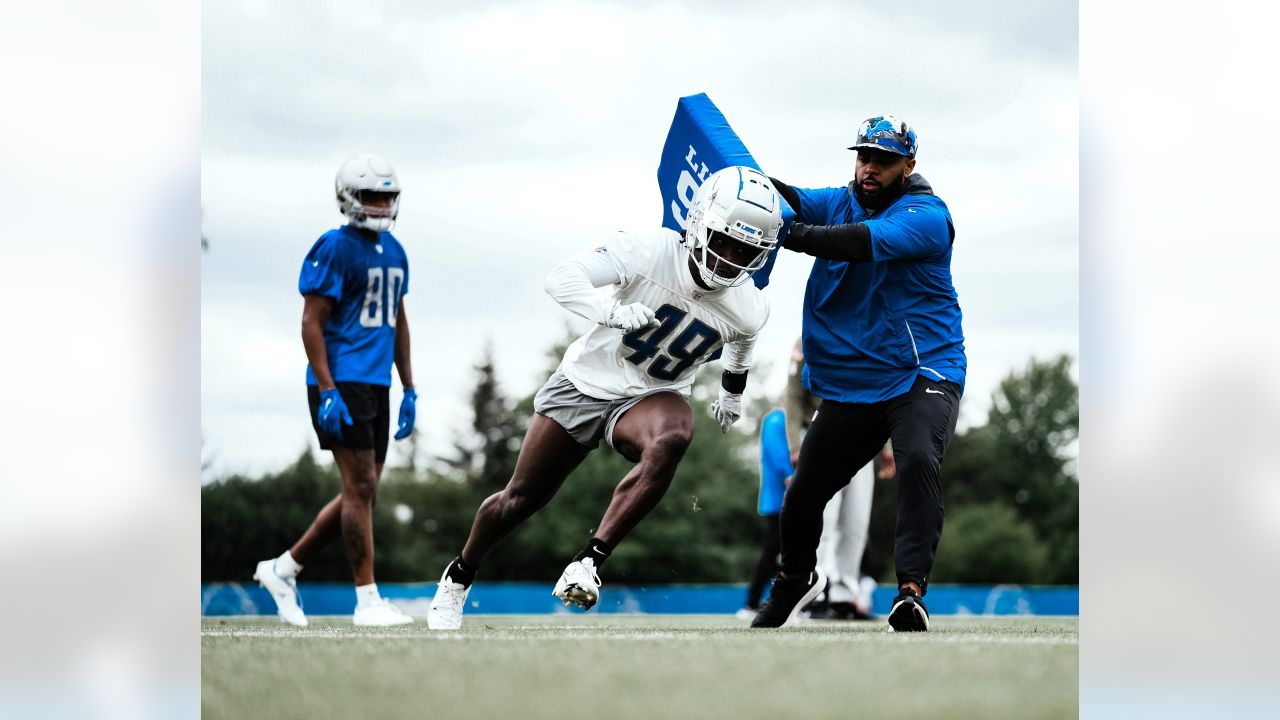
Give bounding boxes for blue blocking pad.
[656,93,795,289]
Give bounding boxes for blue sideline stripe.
[202,583,1078,617]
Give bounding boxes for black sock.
[446,555,478,587]
[572,537,613,570]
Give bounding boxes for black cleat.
[751,568,827,628]
[887,588,930,632]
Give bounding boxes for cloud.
[202,0,1078,475]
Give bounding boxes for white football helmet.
[336,154,401,232]
[685,166,783,288]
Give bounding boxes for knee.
[645,425,693,463]
[895,447,941,481]
[494,487,539,522]
[344,468,379,505]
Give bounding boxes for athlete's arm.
[394,301,413,390]
[392,301,417,440]
[721,370,748,394]
[544,250,657,331]
[720,339,754,396]
[711,335,756,432]
[544,250,623,324]
[301,294,337,390]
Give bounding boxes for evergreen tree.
[443,342,525,492]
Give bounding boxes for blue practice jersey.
[298,224,410,387]
[758,408,792,516]
[789,176,966,403]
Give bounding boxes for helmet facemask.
[685,166,782,289]
[689,224,774,288]
[335,154,401,232]
[339,188,400,232]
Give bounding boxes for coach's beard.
[853,174,906,213]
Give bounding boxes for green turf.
[202,615,1077,719]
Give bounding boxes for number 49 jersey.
[560,229,769,400]
[298,224,410,387]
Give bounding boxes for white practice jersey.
[546,228,770,400]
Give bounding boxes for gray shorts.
[533,369,688,451]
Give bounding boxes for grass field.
[202,614,1078,719]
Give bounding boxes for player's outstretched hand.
[318,387,354,440]
[711,387,743,432]
[607,302,659,333]
[395,387,417,440]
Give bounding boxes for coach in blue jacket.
[751,116,965,632]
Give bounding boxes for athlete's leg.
[332,446,380,586]
[288,462,385,564]
[595,392,694,546]
[289,495,341,564]
[460,414,588,565]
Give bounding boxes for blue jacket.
[758,409,791,516]
[788,175,966,403]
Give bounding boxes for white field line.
[201,627,1077,646]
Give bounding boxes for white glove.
[606,302,659,333]
[711,386,743,432]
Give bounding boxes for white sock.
[355,583,380,608]
[275,550,302,578]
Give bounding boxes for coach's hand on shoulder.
[318,387,354,440]
[711,387,743,433]
[606,302,659,333]
[395,387,417,440]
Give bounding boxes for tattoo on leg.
[344,525,368,569]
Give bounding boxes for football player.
[427,166,783,629]
[253,154,417,627]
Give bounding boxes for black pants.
[746,514,782,608]
[779,376,961,593]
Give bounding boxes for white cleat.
[552,558,602,611]
[427,569,472,630]
[353,598,413,626]
[253,559,308,627]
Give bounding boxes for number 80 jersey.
[559,229,770,400]
[298,224,410,387]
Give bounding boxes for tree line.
[202,348,1078,586]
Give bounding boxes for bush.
[929,502,1050,584]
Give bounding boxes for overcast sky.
[201,0,1077,478]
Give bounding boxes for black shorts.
[307,382,390,463]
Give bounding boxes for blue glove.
[394,387,417,440]
[318,387,354,440]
